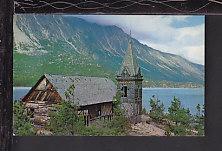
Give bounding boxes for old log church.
[22,37,143,128]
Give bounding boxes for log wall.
[23,79,62,129]
[23,78,114,130]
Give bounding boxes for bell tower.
[116,34,143,117]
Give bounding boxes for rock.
[129,122,166,136]
[36,129,53,136]
[140,114,152,124]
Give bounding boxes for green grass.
[13,51,116,86]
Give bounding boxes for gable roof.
[25,74,117,106]
[119,40,139,76]
[46,74,117,106]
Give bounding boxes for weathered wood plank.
[24,103,39,109]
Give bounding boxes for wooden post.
[86,115,89,126]
[0,0,13,150]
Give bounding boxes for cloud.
[75,15,205,65]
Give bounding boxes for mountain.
[13,14,204,87]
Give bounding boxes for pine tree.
[194,104,204,136]
[149,95,165,123]
[13,101,36,136]
[167,97,192,136]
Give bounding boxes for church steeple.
[116,31,143,118]
[119,35,139,76]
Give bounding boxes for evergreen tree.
[47,90,130,136]
[167,97,192,136]
[47,101,85,135]
[149,95,165,123]
[13,101,36,136]
[194,104,204,136]
[141,108,147,115]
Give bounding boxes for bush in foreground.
[47,91,130,136]
[149,95,165,123]
[193,104,204,136]
[13,101,36,136]
[166,97,192,136]
[147,96,204,136]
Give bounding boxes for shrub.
[149,96,165,123]
[193,104,204,136]
[13,101,36,136]
[108,108,131,135]
[167,97,192,136]
[141,108,147,115]
[106,90,131,135]
[82,91,130,136]
[46,101,85,135]
[47,91,130,136]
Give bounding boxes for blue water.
[142,88,204,115]
[13,87,204,115]
[13,87,31,101]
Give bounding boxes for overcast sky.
[76,15,205,65]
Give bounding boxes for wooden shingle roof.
[45,74,117,106]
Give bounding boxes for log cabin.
[22,74,117,128]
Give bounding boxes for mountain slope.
[13,14,204,86]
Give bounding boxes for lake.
[13,87,32,101]
[142,88,204,115]
[13,87,204,115]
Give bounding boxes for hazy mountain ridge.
[13,14,204,86]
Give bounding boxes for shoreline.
[142,87,204,89]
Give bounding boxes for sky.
[76,15,205,65]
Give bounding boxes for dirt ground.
[129,122,166,136]
[128,115,167,136]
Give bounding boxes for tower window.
[122,86,127,97]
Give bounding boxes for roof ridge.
[43,74,117,106]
